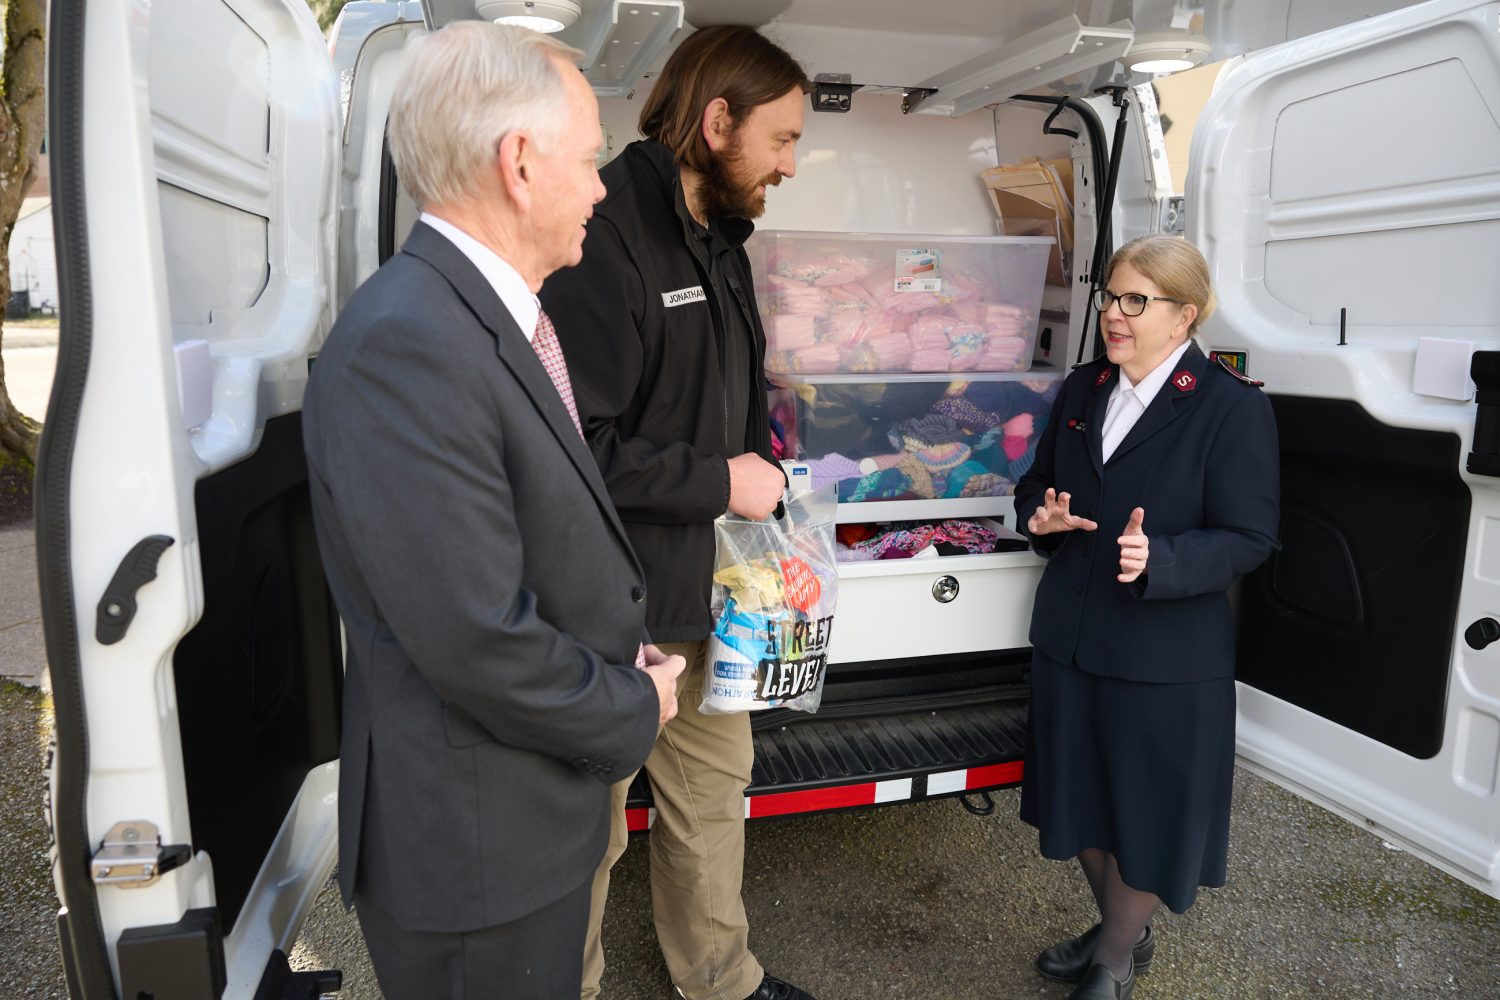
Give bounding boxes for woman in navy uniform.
[1015,235,1280,1000]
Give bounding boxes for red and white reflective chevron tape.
[623,762,1023,831]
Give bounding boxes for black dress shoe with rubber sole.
[674,974,818,1000]
[1067,961,1134,1000]
[1034,923,1154,984]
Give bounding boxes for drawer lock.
[932,575,960,603]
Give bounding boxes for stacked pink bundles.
[768,274,833,315]
[907,316,955,372]
[772,251,878,287]
[780,343,842,372]
[864,332,913,370]
[767,313,817,351]
[980,302,1030,336]
[974,336,1030,369]
[946,324,987,371]
[821,308,890,347]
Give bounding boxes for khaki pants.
[581,640,764,1000]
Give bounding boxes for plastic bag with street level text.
[702,484,839,715]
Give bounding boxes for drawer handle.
[932,575,960,603]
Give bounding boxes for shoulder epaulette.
[1214,354,1264,387]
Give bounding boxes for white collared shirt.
[420,212,539,342]
[1100,340,1193,462]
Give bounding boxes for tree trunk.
[0,0,48,473]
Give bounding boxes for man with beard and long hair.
[539,23,815,1000]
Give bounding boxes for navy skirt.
[1019,648,1237,914]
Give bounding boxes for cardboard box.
[983,158,1074,286]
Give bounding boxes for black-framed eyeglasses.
[1092,288,1185,317]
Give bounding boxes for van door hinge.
[91,820,191,887]
[1160,196,1185,235]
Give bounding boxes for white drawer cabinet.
[831,551,1044,664]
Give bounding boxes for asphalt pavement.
[5,326,1500,998]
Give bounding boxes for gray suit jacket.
[303,222,660,932]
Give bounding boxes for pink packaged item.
[768,314,817,351]
[946,325,987,371]
[908,327,950,351]
[908,315,950,339]
[783,343,842,372]
[975,335,1030,370]
[821,310,871,346]
[910,348,951,372]
[773,252,878,287]
[866,332,913,370]
[748,231,1053,375]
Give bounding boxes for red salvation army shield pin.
[1095,368,1111,388]
[1171,370,1197,392]
[780,557,822,613]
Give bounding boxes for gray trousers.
[356,877,592,1000]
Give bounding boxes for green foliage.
[308,0,352,33]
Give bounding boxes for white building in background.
[10,197,56,313]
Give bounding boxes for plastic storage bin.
[770,373,1061,504]
[746,230,1054,376]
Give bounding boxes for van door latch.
[91,820,191,887]
[1465,618,1500,651]
[95,534,175,645]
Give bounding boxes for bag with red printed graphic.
[703,484,839,715]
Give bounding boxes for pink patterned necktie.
[531,308,582,437]
[531,308,646,669]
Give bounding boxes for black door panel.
[1237,395,1468,760]
[173,413,343,930]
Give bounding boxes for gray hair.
[388,22,584,209]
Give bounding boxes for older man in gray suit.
[302,22,684,1000]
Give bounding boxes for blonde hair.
[1105,234,1217,332]
[387,22,584,209]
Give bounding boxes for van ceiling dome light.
[1126,29,1211,74]
[478,0,582,32]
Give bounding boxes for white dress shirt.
[420,212,539,342]
[1100,340,1193,463]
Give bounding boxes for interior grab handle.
[95,535,175,645]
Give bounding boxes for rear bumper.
[624,695,1028,829]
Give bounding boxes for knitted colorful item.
[932,395,1005,432]
[914,439,970,473]
[1000,413,1035,460]
[837,454,935,502]
[957,471,1006,498]
[805,452,865,487]
[935,458,994,498]
[857,453,905,474]
[839,519,1000,561]
[889,413,967,451]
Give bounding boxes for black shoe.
[675,975,818,1000]
[1034,923,1154,983]
[1067,961,1134,1000]
[743,974,818,1000]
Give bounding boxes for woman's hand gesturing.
[1027,488,1100,536]
[1117,507,1148,583]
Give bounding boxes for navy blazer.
[1016,342,1281,683]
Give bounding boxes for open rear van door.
[41,0,345,994]
[1189,0,1500,898]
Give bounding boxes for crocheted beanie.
[888,413,966,451]
[913,440,971,472]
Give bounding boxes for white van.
[39,0,1500,994]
